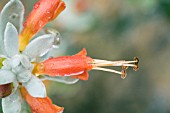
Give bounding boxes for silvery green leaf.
[20,55,33,70]
[40,75,79,84]
[17,71,32,83]
[0,0,24,32]
[0,0,24,55]
[23,34,55,60]
[0,70,16,85]
[4,22,19,57]
[23,76,46,98]
[2,89,22,113]
[12,80,19,95]
[10,55,21,68]
[21,100,31,113]
[20,55,30,68]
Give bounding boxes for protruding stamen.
[91,57,139,79]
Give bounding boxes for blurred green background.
[1,0,170,113]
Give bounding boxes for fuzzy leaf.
[0,70,16,85]
[23,34,55,60]
[21,100,31,113]
[4,22,19,57]
[2,89,22,113]
[17,71,32,83]
[23,76,46,98]
[0,0,24,55]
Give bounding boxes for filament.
[91,57,139,79]
[93,67,122,75]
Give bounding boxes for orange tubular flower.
[34,48,139,80]
[19,0,66,51]
[21,87,64,113]
[34,48,93,80]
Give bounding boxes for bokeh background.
[1,0,170,113]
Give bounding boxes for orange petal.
[19,0,66,51]
[21,87,64,113]
[71,71,89,80]
[53,1,66,20]
[75,48,87,57]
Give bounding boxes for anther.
[133,57,139,71]
[121,66,128,79]
[121,70,126,79]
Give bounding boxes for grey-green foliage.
[0,0,24,55]
[4,22,19,57]
[2,89,22,113]
[20,100,31,113]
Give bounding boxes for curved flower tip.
[19,0,66,51]
[21,87,64,113]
